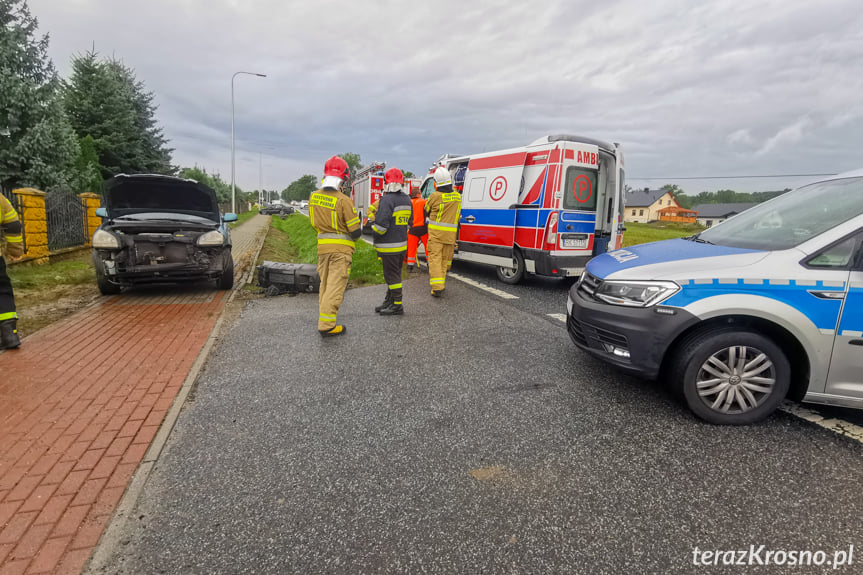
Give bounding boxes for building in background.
[624,189,680,223]
[692,203,758,228]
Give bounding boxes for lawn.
[258,214,384,287]
[230,208,259,228]
[623,221,705,247]
[7,250,99,337]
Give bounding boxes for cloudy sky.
[30,0,863,194]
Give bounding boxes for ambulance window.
[562,167,597,211]
[421,178,435,199]
[467,177,486,202]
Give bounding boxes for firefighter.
[424,166,461,297]
[310,156,363,337]
[0,194,24,349]
[406,186,428,273]
[372,168,412,315]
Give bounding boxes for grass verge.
[623,221,705,247]
[257,214,384,287]
[230,208,259,228]
[7,250,100,337]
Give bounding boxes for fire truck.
[351,163,422,232]
[350,162,386,232]
[421,134,625,284]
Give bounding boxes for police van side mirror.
[95,207,108,218]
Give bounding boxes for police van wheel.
[672,328,790,425]
[496,249,525,284]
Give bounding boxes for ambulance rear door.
[456,151,526,267]
[557,144,602,258]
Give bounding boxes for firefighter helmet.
[432,166,452,189]
[321,156,349,189]
[384,168,404,185]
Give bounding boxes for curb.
[85,221,269,573]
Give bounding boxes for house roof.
[692,203,758,218]
[625,189,668,207]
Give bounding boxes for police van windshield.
[698,176,863,250]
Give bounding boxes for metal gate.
[46,189,88,251]
[0,187,25,251]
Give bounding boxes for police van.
[422,135,625,284]
[567,170,863,424]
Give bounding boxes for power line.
[631,173,836,180]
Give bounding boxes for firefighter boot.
[319,325,346,337]
[374,292,393,313]
[379,302,404,316]
[0,319,21,349]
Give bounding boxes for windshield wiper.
[686,233,714,245]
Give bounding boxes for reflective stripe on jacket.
[0,195,24,259]
[372,191,412,253]
[425,190,461,244]
[309,189,361,255]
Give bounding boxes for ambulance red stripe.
[467,152,527,171]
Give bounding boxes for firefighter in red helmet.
[310,156,362,336]
[372,167,412,315]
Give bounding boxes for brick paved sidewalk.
[0,214,269,574]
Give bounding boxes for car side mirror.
[224,213,238,222]
[95,207,108,218]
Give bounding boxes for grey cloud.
[29,0,863,192]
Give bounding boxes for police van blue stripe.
[664,279,845,332]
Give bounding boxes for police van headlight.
[197,230,225,246]
[92,229,121,249]
[594,280,680,307]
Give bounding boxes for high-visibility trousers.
[379,251,405,305]
[0,258,16,321]
[426,239,454,292]
[317,252,351,331]
[406,232,428,267]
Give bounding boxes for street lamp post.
[231,71,266,214]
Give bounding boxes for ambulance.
[350,162,386,231]
[422,135,625,284]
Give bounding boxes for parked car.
[567,169,863,424]
[92,174,238,295]
[260,204,294,216]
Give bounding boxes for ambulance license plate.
[562,237,588,248]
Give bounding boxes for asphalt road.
[93,274,863,574]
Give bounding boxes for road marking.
[779,401,863,444]
[448,273,519,299]
[547,313,567,322]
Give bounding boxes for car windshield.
[697,176,863,250]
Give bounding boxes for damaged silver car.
[91,174,238,295]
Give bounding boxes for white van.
[567,170,863,424]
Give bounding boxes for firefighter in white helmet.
[371,168,412,315]
[310,156,362,337]
[424,166,461,297]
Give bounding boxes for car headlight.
[593,280,680,307]
[92,229,121,249]
[197,230,225,246]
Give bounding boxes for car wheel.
[96,270,121,295]
[218,254,235,290]
[496,248,525,284]
[671,327,790,425]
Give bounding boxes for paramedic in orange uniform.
[406,187,428,272]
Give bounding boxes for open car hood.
[104,174,221,221]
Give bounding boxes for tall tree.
[64,51,173,179]
[281,174,317,202]
[0,0,79,191]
